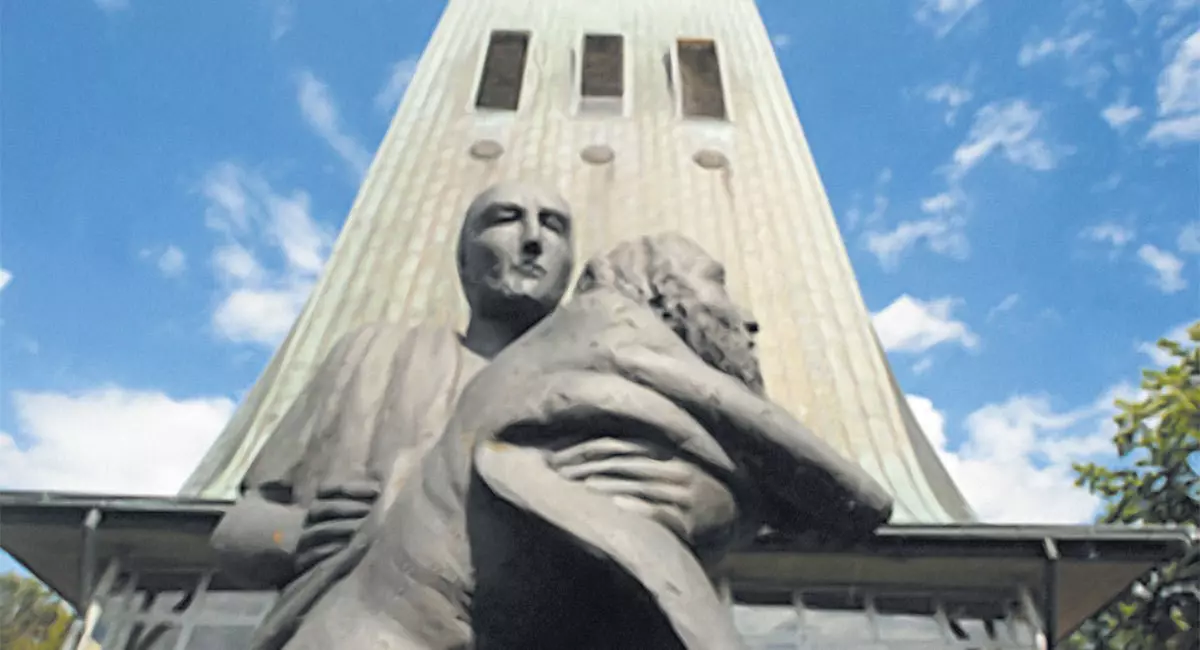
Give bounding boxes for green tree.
[1070,322,1200,650]
[0,572,75,650]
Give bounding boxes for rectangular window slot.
[475,31,530,111]
[677,39,727,120]
[581,34,624,98]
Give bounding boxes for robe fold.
[237,323,476,650]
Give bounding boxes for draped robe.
[283,287,894,650]
[213,323,482,650]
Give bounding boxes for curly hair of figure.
[575,232,765,396]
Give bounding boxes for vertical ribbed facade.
[183,0,974,524]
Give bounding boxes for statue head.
[575,233,764,395]
[457,181,576,332]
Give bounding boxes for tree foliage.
[0,572,75,650]
[1070,322,1200,650]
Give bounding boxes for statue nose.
[522,239,542,257]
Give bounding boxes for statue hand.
[295,481,380,575]
[548,438,738,553]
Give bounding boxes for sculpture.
[213,184,740,650]
[281,233,894,649]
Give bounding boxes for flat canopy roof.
[1,490,1194,642]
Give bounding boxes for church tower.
[3,3,1191,649]
[181,0,974,526]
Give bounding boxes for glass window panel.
[200,591,278,618]
[185,624,258,650]
[945,598,1007,642]
[121,622,181,650]
[581,34,623,98]
[873,595,943,641]
[475,31,530,111]
[799,592,874,641]
[677,39,727,119]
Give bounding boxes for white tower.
[182,0,974,526]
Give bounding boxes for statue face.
[458,182,575,326]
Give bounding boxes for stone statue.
[281,233,895,649]
[212,184,740,650]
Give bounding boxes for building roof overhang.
[1,490,1193,643]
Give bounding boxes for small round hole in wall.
[693,149,729,170]
[580,144,615,165]
[469,139,505,160]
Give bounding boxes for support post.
[1042,537,1060,649]
[79,508,102,605]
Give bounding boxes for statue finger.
[305,498,374,524]
[581,476,692,508]
[296,519,358,553]
[548,438,661,468]
[559,457,690,484]
[315,481,380,502]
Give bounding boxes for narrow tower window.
[581,34,624,99]
[676,39,727,120]
[475,31,530,111]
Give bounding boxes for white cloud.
[296,70,372,178]
[1101,95,1144,130]
[93,0,130,13]
[1018,31,1094,66]
[872,294,979,354]
[925,82,974,125]
[843,168,891,231]
[1148,28,1200,144]
[0,268,11,293]
[772,33,792,50]
[1178,221,1200,253]
[374,56,419,115]
[907,389,1126,524]
[863,187,969,269]
[1081,221,1136,249]
[1137,244,1187,293]
[201,162,332,346]
[143,245,188,278]
[0,387,234,495]
[951,100,1063,177]
[912,357,934,375]
[1137,321,1194,367]
[268,0,295,41]
[914,0,982,38]
[986,293,1020,321]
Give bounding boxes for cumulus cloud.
[1137,244,1187,293]
[296,70,372,178]
[1101,93,1144,130]
[1148,28,1200,145]
[872,294,979,354]
[0,268,11,293]
[1080,221,1136,251]
[1137,321,1195,367]
[907,387,1129,524]
[925,82,974,125]
[140,245,187,278]
[771,33,793,50]
[1179,221,1200,253]
[951,100,1064,177]
[0,387,234,495]
[1018,31,1094,66]
[863,187,969,270]
[268,0,295,41]
[374,56,419,115]
[914,0,982,38]
[201,162,333,346]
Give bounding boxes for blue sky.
[1,0,1197,578]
